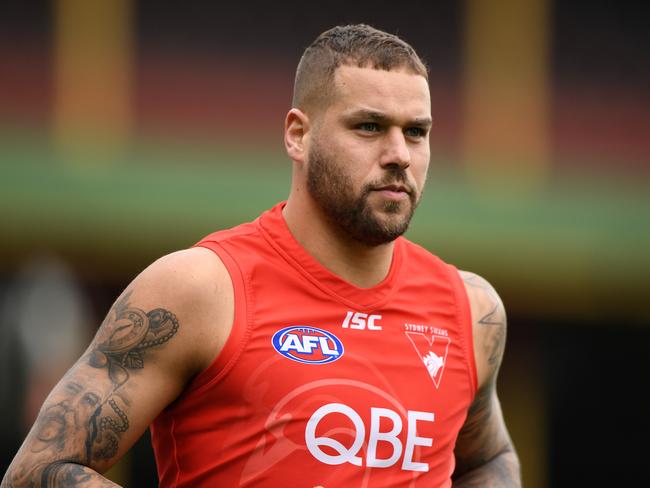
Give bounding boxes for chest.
[228,260,474,426]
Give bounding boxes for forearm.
[453,448,521,488]
[2,461,121,488]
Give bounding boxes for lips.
[373,183,411,194]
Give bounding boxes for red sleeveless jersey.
[151,202,477,487]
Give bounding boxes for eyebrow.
[346,109,433,128]
[66,382,83,394]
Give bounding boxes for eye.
[357,122,380,133]
[82,393,100,406]
[404,127,426,138]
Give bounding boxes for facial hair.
[306,140,419,246]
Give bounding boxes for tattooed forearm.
[40,462,121,487]
[1,291,180,487]
[452,449,520,488]
[3,459,120,488]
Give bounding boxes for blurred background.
[1,0,648,486]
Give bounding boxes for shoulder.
[458,270,508,389]
[121,247,234,378]
[132,247,232,313]
[143,246,231,291]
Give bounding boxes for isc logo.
[305,403,434,472]
[272,326,344,365]
[342,311,382,330]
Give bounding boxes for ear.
[284,108,310,164]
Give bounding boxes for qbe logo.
[306,403,434,472]
[272,326,344,365]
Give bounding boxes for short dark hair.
[292,24,428,112]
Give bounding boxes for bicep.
[6,248,230,484]
[10,289,186,482]
[459,270,507,387]
[454,271,512,474]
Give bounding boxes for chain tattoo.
[2,291,181,487]
[83,293,179,462]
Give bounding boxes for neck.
[283,195,396,288]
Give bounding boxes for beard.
[306,141,420,246]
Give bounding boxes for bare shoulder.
[137,246,232,313]
[140,246,231,297]
[458,270,507,388]
[131,246,234,375]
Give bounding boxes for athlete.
[2,25,520,487]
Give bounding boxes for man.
[2,24,520,487]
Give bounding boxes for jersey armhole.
[182,240,251,395]
[447,264,479,395]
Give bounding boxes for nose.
[380,127,410,169]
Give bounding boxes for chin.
[377,202,412,221]
[380,207,415,233]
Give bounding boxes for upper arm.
[453,271,514,476]
[4,247,233,485]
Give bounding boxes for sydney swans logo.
[404,325,450,389]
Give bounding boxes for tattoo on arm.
[453,273,520,486]
[462,273,507,370]
[3,291,180,486]
[40,462,119,487]
[79,292,179,462]
[455,379,499,475]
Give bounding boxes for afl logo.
[272,326,344,365]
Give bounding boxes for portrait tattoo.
[26,291,180,479]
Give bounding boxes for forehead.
[328,65,431,119]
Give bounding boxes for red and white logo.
[306,402,434,472]
[342,311,382,331]
[405,329,450,389]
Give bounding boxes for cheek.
[411,150,430,189]
[321,142,367,186]
[415,163,429,187]
[328,132,376,167]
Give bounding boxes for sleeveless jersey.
[151,202,477,487]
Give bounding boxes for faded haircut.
[292,24,428,113]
